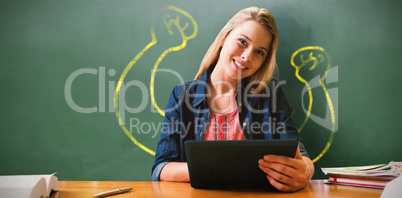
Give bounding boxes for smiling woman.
[215,20,272,82]
[152,7,314,192]
[195,7,279,94]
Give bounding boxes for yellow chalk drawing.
[290,46,335,163]
[114,6,198,156]
[151,8,198,117]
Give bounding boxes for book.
[0,173,59,198]
[328,175,392,189]
[321,162,402,189]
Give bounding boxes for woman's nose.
[241,48,253,62]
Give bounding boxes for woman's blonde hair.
[194,7,279,94]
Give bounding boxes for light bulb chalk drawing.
[290,46,337,163]
[114,6,198,156]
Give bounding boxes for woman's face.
[217,20,272,80]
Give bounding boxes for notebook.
[184,139,298,189]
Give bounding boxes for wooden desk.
[52,180,383,198]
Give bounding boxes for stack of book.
[321,162,402,189]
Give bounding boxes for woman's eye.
[256,50,265,56]
[239,39,247,46]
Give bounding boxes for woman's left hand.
[258,146,314,192]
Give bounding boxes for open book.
[0,173,59,198]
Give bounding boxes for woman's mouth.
[233,60,247,71]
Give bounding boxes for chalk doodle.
[290,46,337,163]
[114,6,198,156]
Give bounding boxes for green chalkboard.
[1,0,401,181]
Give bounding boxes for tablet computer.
[184,139,298,189]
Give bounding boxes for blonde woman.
[152,7,314,192]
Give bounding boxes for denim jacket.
[151,67,309,181]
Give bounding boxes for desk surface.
[51,180,383,198]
